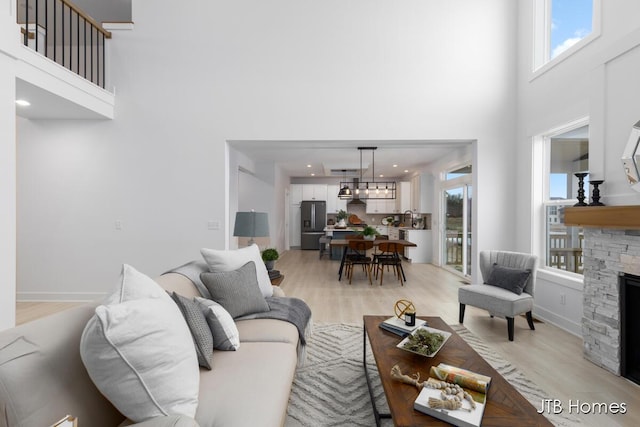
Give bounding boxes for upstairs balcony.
[13,0,116,119]
[17,0,111,88]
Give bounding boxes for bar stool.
[319,236,332,259]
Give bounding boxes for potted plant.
[360,225,379,241]
[336,209,348,228]
[261,248,279,271]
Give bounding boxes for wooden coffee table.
[363,315,553,426]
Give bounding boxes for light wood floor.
[17,249,639,426]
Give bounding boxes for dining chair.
[374,241,405,286]
[345,239,374,285]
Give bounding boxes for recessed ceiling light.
[393,164,398,168]
[310,173,315,176]
[404,169,409,173]
[307,164,312,168]
[15,99,30,107]
[379,174,384,178]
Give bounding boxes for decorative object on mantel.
[574,172,588,206]
[589,180,605,206]
[621,119,640,192]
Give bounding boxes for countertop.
[324,226,430,231]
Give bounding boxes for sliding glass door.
[443,184,472,277]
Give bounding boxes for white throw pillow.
[80,264,199,422]
[200,244,273,297]
[195,297,240,351]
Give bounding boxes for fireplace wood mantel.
[565,205,640,229]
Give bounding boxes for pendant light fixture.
[337,169,352,199]
[338,147,396,200]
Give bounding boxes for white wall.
[15,0,518,300]
[516,1,640,335]
[0,1,18,329]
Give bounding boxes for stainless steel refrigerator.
[300,200,326,250]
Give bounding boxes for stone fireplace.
[565,205,640,376]
[582,228,640,375]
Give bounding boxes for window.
[550,0,593,59]
[542,125,588,274]
[533,0,599,72]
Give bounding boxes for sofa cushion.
[200,261,270,319]
[80,264,199,423]
[486,263,531,295]
[235,318,299,345]
[195,297,240,351]
[170,292,214,369]
[194,341,297,427]
[201,244,273,297]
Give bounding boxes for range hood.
[347,178,366,205]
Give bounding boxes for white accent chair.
[458,250,538,341]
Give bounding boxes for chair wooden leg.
[507,317,514,341]
[367,265,373,285]
[379,265,384,285]
[526,311,535,330]
[459,304,465,323]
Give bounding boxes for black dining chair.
[345,239,374,285]
[374,241,405,286]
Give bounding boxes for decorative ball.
[394,299,416,319]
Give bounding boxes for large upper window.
[550,0,593,59]
[533,0,599,72]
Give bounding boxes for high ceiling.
[229,140,471,179]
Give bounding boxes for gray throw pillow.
[170,292,214,370]
[486,263,531,295]
[200,261,270,319]
[195,297,241,351]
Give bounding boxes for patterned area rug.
[285,323,580,427]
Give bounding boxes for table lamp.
[233,211,269,246]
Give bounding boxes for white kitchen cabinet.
[302,184,327,201]
[402,229,432,263]
[290,184,303,206]
[410,174,433,213]
[397,181,411,213]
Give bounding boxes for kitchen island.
[324,227,364,259]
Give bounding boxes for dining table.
[329,239,417,281]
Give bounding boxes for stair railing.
[18,0,112,89]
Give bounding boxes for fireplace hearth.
[621,273,640,385]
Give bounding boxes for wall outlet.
[115,220,122,231]
[560,293,566,305]
[207,220,220,230]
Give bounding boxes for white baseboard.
[534,304,582,337]
[17,291,107,302]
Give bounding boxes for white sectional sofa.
[0,264,306,427]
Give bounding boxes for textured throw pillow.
[200,261,270,318]
[486,263,532,295]
[80,264,199,422]
[195,297,241,351]
[200,244,273,297]
[170,292,214,369]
